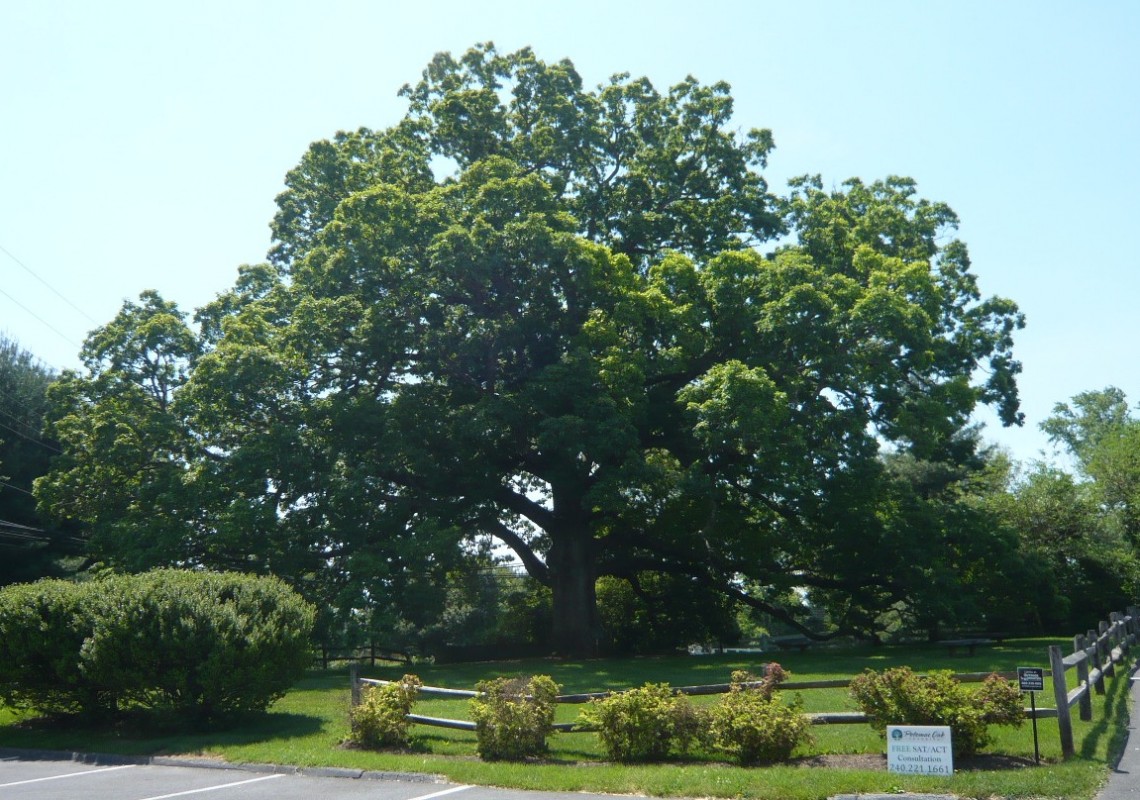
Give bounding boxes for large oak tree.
[39,44,1024,655]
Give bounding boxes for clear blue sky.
[2,1,1136,465]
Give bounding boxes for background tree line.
[5,44,1137,657]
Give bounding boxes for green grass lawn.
[0,637,1129,799]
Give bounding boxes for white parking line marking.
[0,764,136,787]
[137,772,286,800]
[407,785,473,800]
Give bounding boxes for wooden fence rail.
[349,607,1138,754]
[1048,606,1138,757]
[352,669,1054,733]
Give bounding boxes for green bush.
[580,682,703,763]
[0,570,316,726]
[707,667,812,765]
[470,675,559,761]
[84,570,316,723]
[0,579,106,716]
[849,667,1025,756]
[350,674,422,748]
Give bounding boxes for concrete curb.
[0,747,443,784]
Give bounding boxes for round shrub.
[80,570,316,723]
[350,675,422,748]
[470,675,559,761]
[707,667,812,765]
[849,667,1025,756]
[580,682,702,763]
[0,570,315,726]
[0,579,106,716]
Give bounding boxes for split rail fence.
[350,606,1140,757]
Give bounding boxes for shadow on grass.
[1083,660,1137,765]
[0,710,326,757]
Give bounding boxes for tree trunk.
[548,533,599,657]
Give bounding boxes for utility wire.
[0,389,61,453]
[0,518,45,533]
[0,387,57,421]
[0,402,45,436]
[0,478,34,496]
[0,524,46,541]
[0,242,100,325]
[0,519,85,546]
[0,530,47,542]
[0,418,62,453]
[0,283,82,350]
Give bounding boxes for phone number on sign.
[890,763,952,775]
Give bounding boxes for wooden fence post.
[1049,644,1074,758]
[350,662,361,707]
[1101,621,1116,679]
[1129,607,1140,647]
[1074,634,1092,722]
[1090,628,1106,694]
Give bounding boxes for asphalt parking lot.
[0,753,619,800]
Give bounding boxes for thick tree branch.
[488,519,550,585]
[493,483,557,532]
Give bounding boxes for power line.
[0,521,47,542]
[0,418,62,454]
[0,519,85,547]
[0,386,55,419]
[0,519,49,544]
[0,391,61,454]
[0,283,82,350]
[0,242,100,325]
[0,402,44,436]
[0,518,45,533]
[0,333,68,376]
[0,530,47,542]
[0,478,34,496]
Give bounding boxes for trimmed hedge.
[0,570,315,726]
[707,667,812,765]
[581,666,811,765]
[849,667,1025,756]
[0,579,101,716]
[470,675,559,760]
[580,682,702,762]
[350,675,422,748]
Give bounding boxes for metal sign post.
[1018,666,1045,765]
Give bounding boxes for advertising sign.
[886,725,953,775]
[1018,667,1045,692]
[1018,666,1045,764]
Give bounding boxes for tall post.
[350,661,361,707]
[1101,621,1116,679]
[1049,644,1074,758]
[1075,634,1092,721]
[1090,628,1106,694]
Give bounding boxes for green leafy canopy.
[37,43,1024,655]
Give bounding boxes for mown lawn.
[0,637,1129,799]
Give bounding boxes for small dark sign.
[1018,667,1045,692]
